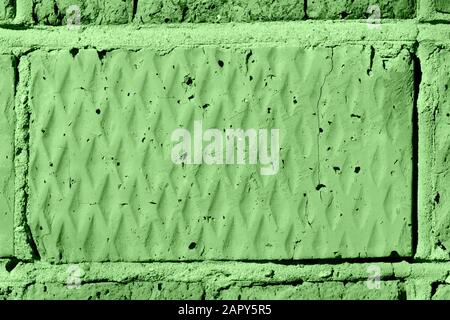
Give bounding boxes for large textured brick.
[22,281,204,300]
[218,282,403,300]
[1,261,442,300]
[417,42,450,259]
[21,280,401,300]
[34,0,133,25]
[27,44,413,263]
[307,0,416,19]
[0,55,15,257]
[135,0,305,23]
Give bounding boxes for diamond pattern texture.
[0,55,15,257]
[28,46,413,262]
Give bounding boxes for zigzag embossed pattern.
[28,46,413,262]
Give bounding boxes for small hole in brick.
[340,11,349,19]
[69,48,79,58]
[435,192,440,204]
[97,50,107,61]
[96,108,101,115]
[184,76,194,86]
[354,166,361,173]
[316,184,326,191]
[5,258,19,272]
[218,60,224,68]
[188,242,196,249]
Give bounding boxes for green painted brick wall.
[135,0,307,23]
[0,0,448,300]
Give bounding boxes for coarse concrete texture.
[135,0,306,23]
[307,0,416,20]
[0,55,15,258]
[34,0,133,25]
[0,0,14,21]
[0,0,134,25]
[419,0,450,22]
[0,0,420,24]
[0,22,419,52]
[436,0,450,13]
[416,25,450,261]
[1,261,450,300]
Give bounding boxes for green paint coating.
[433,286,450,300]
[419,0,450,22]
[27,43,412,262]
[0,55,15,258]
[307,0,416,19]
[417,42,450,260]
[34,0,133,25]
[0,0,14,21]
[0,0,422,24]
[135,0,305,23]
[0,23,420,53]
[0,0,447,300]
[219,282,402,300]
[0,261,449,299]
[21,282,205,300]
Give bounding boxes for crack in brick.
[315,47,334,191]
